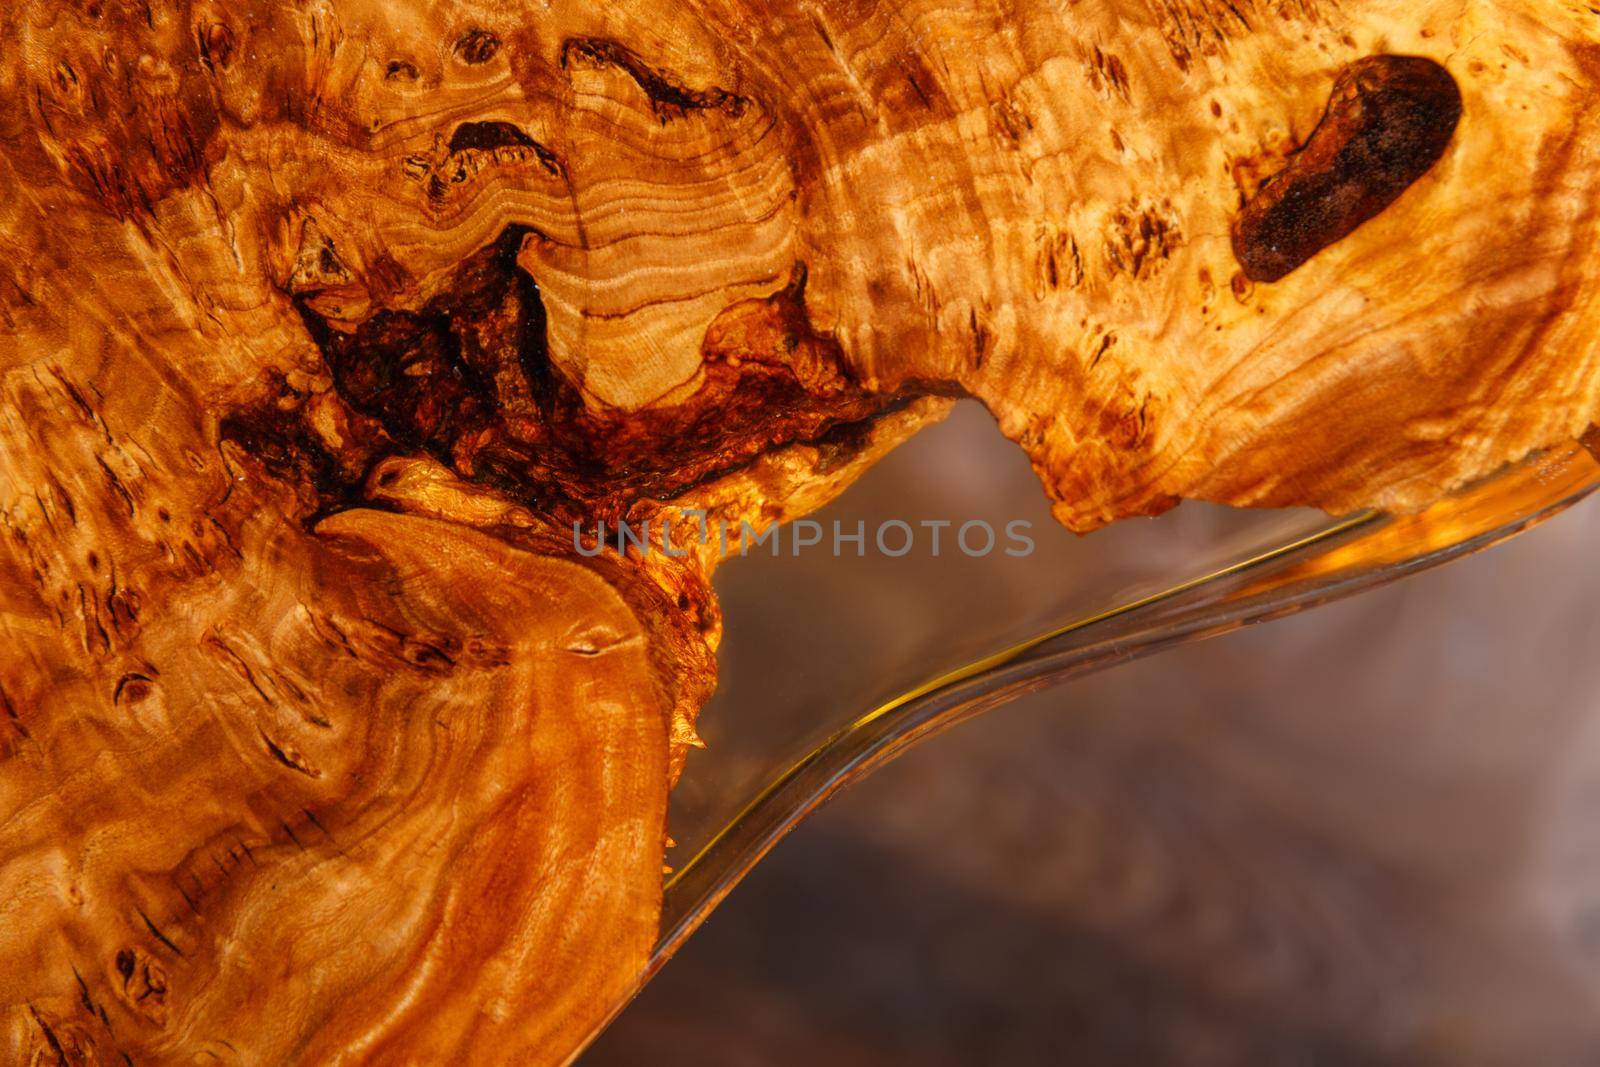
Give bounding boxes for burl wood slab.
[1,0,1596,1062]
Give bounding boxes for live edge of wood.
[1,1,1596,1062]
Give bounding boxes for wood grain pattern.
[1,0,1596,1062]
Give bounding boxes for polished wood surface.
[2,0,1597,1060]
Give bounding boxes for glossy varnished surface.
[590,495,1600,1067]
[3,0,1598,1061]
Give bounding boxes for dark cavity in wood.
[453,29,501,65]
[227,229,905,528]
[448,121,538,153]
[1233,55,1463,284]
[560,38,750,122]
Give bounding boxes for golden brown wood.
[1,0,1596,1062]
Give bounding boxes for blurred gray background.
[584,406,1600,1067]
